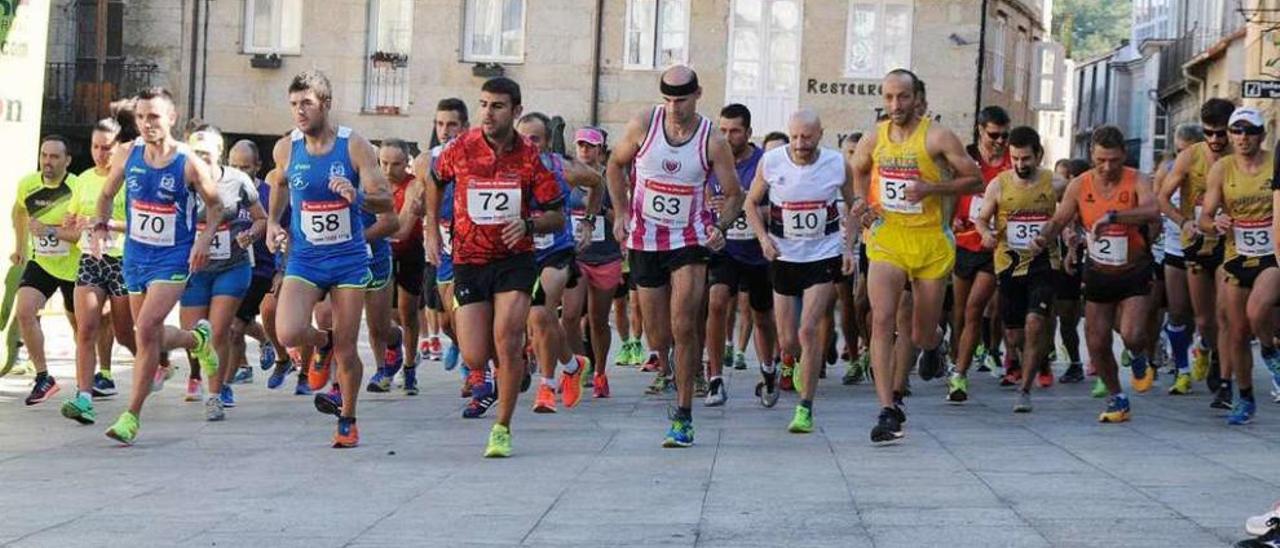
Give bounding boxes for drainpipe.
[200,0,210,119]
[589,0,604,126]
[973,0,989,145]
[187,0,200,119]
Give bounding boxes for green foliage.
[1052,0,1133,59]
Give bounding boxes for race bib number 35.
[1087,228,1129,266]
[878,177,923,215]
[641,179,695,227]
[1233,218,1273,257]
[1006,213,1048,251]
[467,179,521,226]
[301,200,353,245]
[781,201,828,240]
[129,200,178,246]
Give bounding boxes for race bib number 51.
[301,200,353,245]
[1234,218,1273,257]
[467,179,521,226]
[129,200,177,246]
[641,180,695,227]
[879,177,923,215]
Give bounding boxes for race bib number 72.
[467,179,521,226]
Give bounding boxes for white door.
[726,0,803,136]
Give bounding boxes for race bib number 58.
[641,179,695,227]
[301,200,353,245]
[129,200,177,246]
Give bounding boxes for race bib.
[129,200,177,246]
[781,201,827,240]
[466,179,521,226]
[534,232,555,250]
[438,222,453,255]
[1005,214,1048,251]
[1233,218,1273,257]
[879,177,922,214]
[198,222,233,260]
[1087,228,1128,266]
[967,196,984,222]
[572,214,606,242]
[300,200,353,245]
[725,213,753,241]
[641,179,695,227]
[33,232,68,256]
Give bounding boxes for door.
[725,0,802,136]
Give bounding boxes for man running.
[14,135,81,406]
[266,71,392,448]
[705,103,775,407]
[90,87,223,444]
[1199,108,1277,425]
[424,77,565,457]
[743,109,853,432]
[1032,125,1157,424]
[369,138,425,394]
[607,65,743,447]
[849,70,982,444]
[972,126,1064,412]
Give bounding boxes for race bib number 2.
[879,177,922,215]
[641,180,695,227]
[1088,229,1128,266]
[467,179,521,226]
[129,200,177,246]
[1234,218,1273,257]
[301,200,353,245]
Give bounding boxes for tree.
[1052,0,1132,59]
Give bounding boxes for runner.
[267,71,393,448]
[1198,108,1276,425]
[1155,124,1204,394]
[14,135,81,406]
[1032,125,1157,424]
[1158,98,1236,406]
[848,70,982,444]
[743,109,853,431]
[514,112,601,414]
[1051,158,1090,383]
[424,77,566,457]
[835,132,865,385]
[704,103,776,407]
[367,138,421,395]
[606,65,744,447]
[971,126,1064,411]
[90,87,223,444]
[179,126,266,420]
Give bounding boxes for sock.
[1165,323,1191,373]
[78,390,92,401]
[676,406,692,421]
[1240,386,1254,402]
[35,371,48,381]
[541,376,555,386]
[761,360,777,374]
[561,356,580,375]
[800,399,812,410]
[99,370,113,380]
[1219,379,1233,395]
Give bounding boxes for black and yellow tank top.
[994,168,1060,277]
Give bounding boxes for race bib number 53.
[641,179,695,227]
[1234,218,1273,257]
[129,200,177,246]
[467,179,521,226]
[301,200,353,245]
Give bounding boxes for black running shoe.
[870,407,904,445]
[1210,385,1233,410]
[916,343,947,381]
[25,375,60,406]
[1058,363,1085,384]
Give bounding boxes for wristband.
[92,220,108,232]
[581,214,597,225]
[524,219,534,235]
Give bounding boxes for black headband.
[660,74,699,97]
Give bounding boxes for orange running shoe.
[307,331,334,391]
[1037,371,1054,389]
[332,417,358,448]
[532,383,557,413]
[592,373,610,398]
[560,356,589,408]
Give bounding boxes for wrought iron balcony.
[43,60,159,127]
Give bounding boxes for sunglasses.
[986,131,1010,141]
[1229,125,1265,136]
[1203,128,1228,138]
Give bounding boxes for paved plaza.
[0,318,1277,547]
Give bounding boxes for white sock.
[78,390,92,401]
[541,376,556,386]
[561,356,580,374]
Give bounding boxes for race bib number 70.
[129,200,177,246]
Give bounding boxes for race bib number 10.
[129,200,178,246]
[1233,218,1273,257]
[781,201,827,240]
[879,177,922,215]
[467,179,522,226]
[641,180,695,227]
[301,200,353,245]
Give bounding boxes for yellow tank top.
[1218,153,1276,263]
[871,118,945,229]
[1180,142,1219,249]
[994,169,1061,276]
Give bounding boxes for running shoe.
[192,319,217,378]
[640,352,661,373]
[704,377,726,407]
[60,393,96,425]
[104,411,139,445]
[946,373,969,405]
[1058,363,1084,384]
[332,417,359,448]
[1263,349,1280,381]
[1130,354,1153,394]
[1098,394,1131,423]
[91,372,117,398]
[870,407,904,445]
[1013,390,1032,413]
[694,375,709,398]
[645,375,673,395]
[722,344,735,370]
[1037,369,1054,389]
[916,340,947,381]
[756,367,779,408]
[560,356,588,409]
[367,368,392,393]
[314,386,342,417]
[788,405,814,434]
[418,338,432,361]
[232,366,253,385]
[258,340,276,370]
[219,385,236,408]
[593,373,610,398]
[1120,348,1134,369]
[151,366,167,394]
[1168,373,1193,396]
[1246,502,1280,536]
[308,331,334,391]
[843,354,868,385]
[1211,385,1234,410]
[442,344,460,372]
[24,375,59,406]
[1227,397,1257,426]
[779,357,796,392]
[402,366,419,396]
[532,383,557,413]
[185,378,204,402]
[429,336,443,360]
[293,374,313,396]
[384,326,405,379]
[462,379,497,419]
[974,343,988,369]
[1000,368,1022,388]
[1191,342,1211,381]
[662,416,694,448]
[1091,377,1108,398]
[733,349,747,370]
[1271,376,1280,404]
[484,424,511,458]
[205,395,225,421]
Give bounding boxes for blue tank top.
[122,140,197,266]
[534,153,574,264]
[710,145,767,266]
[431,144,456,258]
[362,208,391,261]
[285,126,368,264]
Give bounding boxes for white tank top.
[763,145,847,262]
[628,106,714,252]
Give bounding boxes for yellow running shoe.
[1098,396,1131,423]
[1190,344,1210,381]
[484,424,511,458]
[1168,373,1192,395]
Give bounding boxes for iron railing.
[43,60,158,127]
[363,54,409,115]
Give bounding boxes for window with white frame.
[1031,41,1065,111]
[624,0,690,70]
[364,0,413,114]
[243,0,302,54]
[990,14,1007,92]
[844,0,912,79]
[1014,30,1027,101]
[463,0,525,63]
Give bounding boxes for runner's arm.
[267,139,291,227]
[10,195,27,261]
[743,163,770,243]
[417,150,443,265]
[605,113,648,230]
[349,134,392,213]
[1198,160,1227,235]
[927,128,983,196]
[973,181,1001,245]
[1158,149,1192,226]
[839,161,859,252]
[186,154,224,242]
[365,212,399,241]
[391,176,424,242]
[562,157,605,216]
[93,144,130,231]
[1114,172,1159,226]
[1035,176,1081,247]
[707,134,744,232]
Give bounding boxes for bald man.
[742,109,855,433]
[606,65,744,448]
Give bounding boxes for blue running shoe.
[314,388,341,416]
[402,366,418,396]
[1227,397,1256,426]
[220,385,236,408]
[662,416,695,448]
[366,368,391,393]
[294,375,313,396]
[1263,348,1280,380]
[91,372,117,398]
[462,376,496,418]
[384,326,405,376]
[231,367,253,385]
[258,341,277,371]
[267,369,287,390]
[443,345,460,372]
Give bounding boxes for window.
[364,0,413,114]
[463,0,525,63]
[726,0,802,133]
[1031,41,1065,111]
[76,0,123,60]
[844,0,912,79]
[990,14,1006,92]
[1013,30,1027,101]
[243,0,302,55]
[624,0,690,70]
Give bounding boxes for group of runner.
[12,65,1280,456]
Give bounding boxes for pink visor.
[574,127,604,146]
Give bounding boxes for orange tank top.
[1077,167,1147,270]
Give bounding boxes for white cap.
[1228,107,1264,128]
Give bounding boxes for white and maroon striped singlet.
[627,106,714,252]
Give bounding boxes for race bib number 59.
[129,200,177,246]
[641,179,695,227]
[301,200,353,245]
[467,179,521,226]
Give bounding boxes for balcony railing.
[1157,32,1195,97]
[43,60,159,127]
[363,53,409,115]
